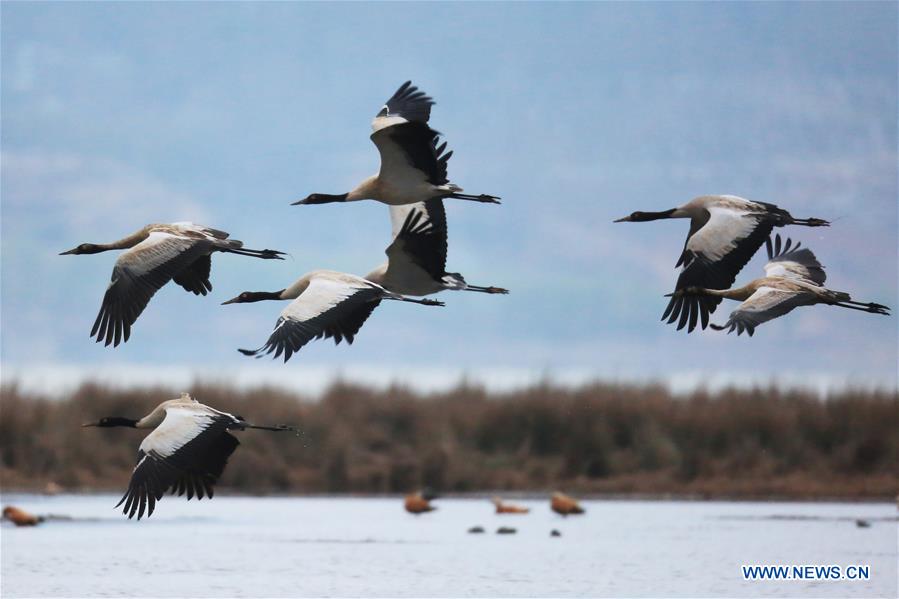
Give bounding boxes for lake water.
[1,494,896,597]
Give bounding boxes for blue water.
[1,494,896,597]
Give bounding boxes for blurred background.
[2,3,897,498]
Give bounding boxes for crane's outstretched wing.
[239,277,384,362]
[386,200,448,281]
[371,122,452,187]
[92,232,214,347]
[168,429,239,501]
[116,407,238,519]
[710,286,817,336]
[172,255,213,296]
[763,235,826,285]
[663,205,773,332]
[389,197,448,240]
[372,81,435,132]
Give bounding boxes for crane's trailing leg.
[241,422,303,435]
[448,192,502,204]
[790,217,830,227]
[833,300,890,315]
[387,296,445,307]
[465,284,509,294]
[221,247,286,260]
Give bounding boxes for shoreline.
[2,488,897,504]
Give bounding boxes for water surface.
[1,494,895,597]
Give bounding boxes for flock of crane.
[61,81,889,519]
[615,198,889,335]
[61,81,505,356]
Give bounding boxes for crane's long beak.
[221,296,241,305]
[613,216,632,223]
[59,248,79,255]
[81,422,100,427]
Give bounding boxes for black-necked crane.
[223,270,444,362]
[83,393,298,520]
[60,222,284,347]
[365,199,509,296]
[614,195,830,332]
[292,81,499,207]
[671,235,890,336]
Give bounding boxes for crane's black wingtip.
[237,348,257,356]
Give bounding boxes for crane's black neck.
[629,208,678,222]
[305,193,349,204]
[98,417,139,428]
[60,243,113,255]
[243,290,286,303]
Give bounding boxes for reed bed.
[1,381,896,499]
